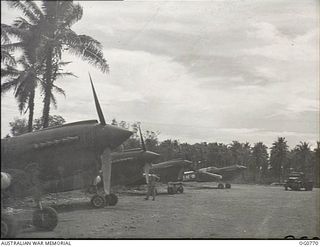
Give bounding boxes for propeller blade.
[144,163,151,184]
[138,125,146,151]
[89,73,106,125]
[101,148,112,195]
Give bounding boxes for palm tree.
[294,142,312,174]
[5,1,109,128]
[270,137,289,183]
[1,1,50,131]
[1,57,40,132]
[251,142,269,183]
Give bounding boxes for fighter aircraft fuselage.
[1,120,132,194]
[111,149,160,186]
[195,165,246,182]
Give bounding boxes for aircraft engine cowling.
[1,172,12,190]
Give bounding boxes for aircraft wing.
[150,159,193,171]
[205,165,246,181]
[198,170,223,180]
[149,159,193,183]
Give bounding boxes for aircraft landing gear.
[177,185,184,193]
[90,194,105,208]
[105,193,118,206]
[90,193,118,208]
[218,183,224,189]
[225,183,231,189]
[167,182,184,194]
[32,205,58,231]
[26,164,58,231]
[1,214,17,238]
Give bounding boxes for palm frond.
[60,2,83,27]
[1,65,20,78]
[13,17,32,29]
[50,92,57,109]
[1,50,17,66]
[52,84,66,97]
[6,0,40,25]
[1,24,11,44]
[1,79,19,95]
[23,1,44,21]
[1,42,24,53]
[64,33,109,73]
[16,89,30,113]
[1,25,29,41]
[56,71,77,79]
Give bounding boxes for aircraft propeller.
[138,125,151,184]
[89,73,106,125]
[138,125,146,151]
[88,73,131,205]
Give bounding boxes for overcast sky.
[1,0,319,149]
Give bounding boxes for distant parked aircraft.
[183,165,247,189]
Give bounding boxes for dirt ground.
[5,183,320,239]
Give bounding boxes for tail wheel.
[177,186,184,193]
[32,207,58,231]
[225,183,231,189]
[1,215,17,238]
[105,193,118,206]
[218,183,224,189]
[90,194,105,208]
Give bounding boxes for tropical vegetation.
[1,0,108,131]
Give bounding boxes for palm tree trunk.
[27,88,35,132]
[42,47,53,129]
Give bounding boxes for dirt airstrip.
[4,183,320,239]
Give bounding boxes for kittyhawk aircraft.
[96,126,193,194]
[183,165,247,189]
[1,74,132,238]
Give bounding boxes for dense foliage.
[112,119,320,187]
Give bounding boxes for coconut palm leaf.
[6,1,41,25]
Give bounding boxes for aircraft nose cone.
[105,125,133,149]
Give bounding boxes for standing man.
[145,173,160,201]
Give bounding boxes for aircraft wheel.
[172,186,177,194]
[285,186,288,191]
[218,183,224,189]
[1,214,17,238]
[177,186,184,193]
[32,207,58,231]
[225,183,231,189]
[167,187,174,194]
[105,194,118,206]
[90,194,105,208]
